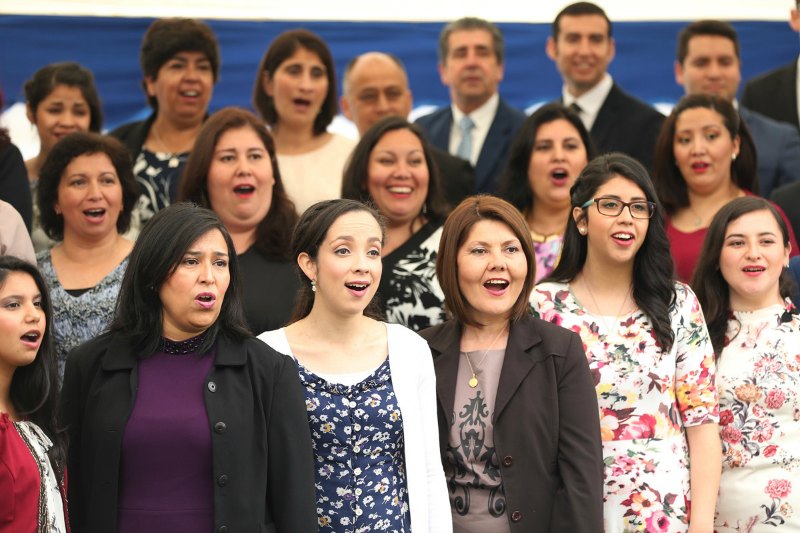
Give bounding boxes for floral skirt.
[602,436,690,533]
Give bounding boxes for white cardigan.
[258,323,452,533]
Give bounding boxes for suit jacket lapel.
[589,84,620,149]
[429,108,453,151]
[474,100,513,190]
[494,316,544,419]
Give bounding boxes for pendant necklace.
[463,326,507,388]
[582,276,632,338]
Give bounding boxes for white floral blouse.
[715,301,800,532]
[531,281,719,533]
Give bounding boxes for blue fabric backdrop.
[0,16,795,128]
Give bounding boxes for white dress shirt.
[562,73,614,132]
[448,93,500,166]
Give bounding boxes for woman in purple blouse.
[60,203,317,533]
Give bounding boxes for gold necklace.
[463,326,507,388]
[582,276,632,337]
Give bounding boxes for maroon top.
[118,344,215,533]
[0,413,39,533]
[667,192,799,282]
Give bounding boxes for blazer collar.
[431,315,546,420]
[494,315,545,418]
[102,332,247,371]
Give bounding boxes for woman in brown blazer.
[419,195,603,533]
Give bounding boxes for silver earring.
[311,280,317,293]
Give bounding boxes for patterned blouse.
[531,281,719,533]
[715,301,800,531]
[533,236,563,283]
[37,250,128,381]
[378,220,446,332]
[297,356,411,532]
[131,148,188,229]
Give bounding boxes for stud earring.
[311,280,317,293]
[732,153,737,161]
[579,228,586,235]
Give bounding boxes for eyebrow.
[184,250,230,257]
[597,195,647,201]
[725,232,778,239]
[0,293,42,300]
[330,236,383,243]
[468,239,522,246]
[215,146,265,154]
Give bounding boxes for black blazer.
[60,332,318,533]
[420,314,604,533]
[587,83,664,172]
[771,180,800,242]
[742,60,799,130]
[415,97,526,194]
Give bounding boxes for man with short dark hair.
[675,19,800,197]
[341,51,474,206]
[546,2,664,170]
[742,2,800,130]
[415,17,525,193]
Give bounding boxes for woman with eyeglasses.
[531,153,722,533]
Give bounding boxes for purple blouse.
[118,341,215,533]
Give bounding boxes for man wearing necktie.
[547,2,664,171]
[416,17,526,194]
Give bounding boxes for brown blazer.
[420,314,604,533]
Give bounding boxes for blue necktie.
[456,116,475,162]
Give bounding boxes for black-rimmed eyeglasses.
[580,197,656,219]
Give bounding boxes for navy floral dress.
[296,356,411,532]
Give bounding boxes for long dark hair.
[179,107,298,259]
[691,196,795,356]
[653,93,759,214]
[0,256,67,481]
[499,103,595,213]
[289,199,385,322]
[546,153,677,352]
[341,116,449,220]
[108,203,250,355]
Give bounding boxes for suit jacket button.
[511,510,522,522]
[217,526,229,533]
[217,474,229,486]
[502,455,513,467]
[207,381,217,393]
[214,422,226,434]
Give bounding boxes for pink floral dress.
[531,282,719,533]
[715,302,800,532]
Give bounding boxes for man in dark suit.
[741,5,800,130]
[414,17,526,194]
[341,51,474,207]
[546,2,664,171]
[675,20,800,197]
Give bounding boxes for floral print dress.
[715,302,800,532]
[531,282,719,533]
[296,356,411,532]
